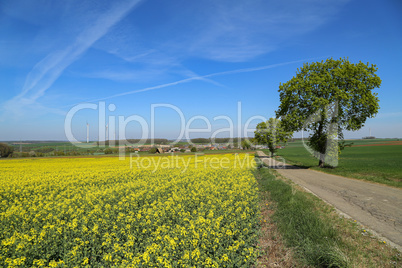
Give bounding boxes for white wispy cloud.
[83,57,324,103]
[90,0,348,80]
[178,0,349,62]
[1,0,143,120]
[376,112,402,119]
[81,68,168,82]
[2,0,347,120]
[75,55,226,90]
[67,0,350,101]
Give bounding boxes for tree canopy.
[276,58,381,167]
[190,138,210,144]
[0,143,14,158]
[241,139,252,150]
[254,118,292,157]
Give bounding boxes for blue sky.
[0,0,401,141]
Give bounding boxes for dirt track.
[256,151,402,251]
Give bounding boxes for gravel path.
[256,151,402,251]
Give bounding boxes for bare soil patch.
[256,180,299,267]
[353,141,402,147]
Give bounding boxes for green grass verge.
[255,166,348,267]
[265,140,402,188]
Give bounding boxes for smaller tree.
[241,139,251,150]
[0,143,14,158]
[254,118,292,157]
[190,147,197,152]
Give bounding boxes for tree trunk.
[317,119,326,168]
[319,158,325,168]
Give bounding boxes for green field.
[4,141,96,152]
[266,139,402,188]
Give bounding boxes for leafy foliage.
[0,143,13,158]
[53,150,65,156]
[98,139,169,146]
[276,58,381,167]
[254,118,292,156]
[241,139,252,150]
[190,138,210,144]
[104,148,113,154]
[35,147,55,154]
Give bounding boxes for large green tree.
[276,58,381,167]
[254,118,292,157]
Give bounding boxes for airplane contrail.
[74,56,328,105]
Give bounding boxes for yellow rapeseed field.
[0,153,259,267]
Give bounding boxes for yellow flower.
[0,153,259,266]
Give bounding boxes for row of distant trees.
[189,138,242,144]
[97,139,170,146]
[97,138,249,146]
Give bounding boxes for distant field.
[5,141,96,153]
[267,139,402,188]
[2,140,250,158]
